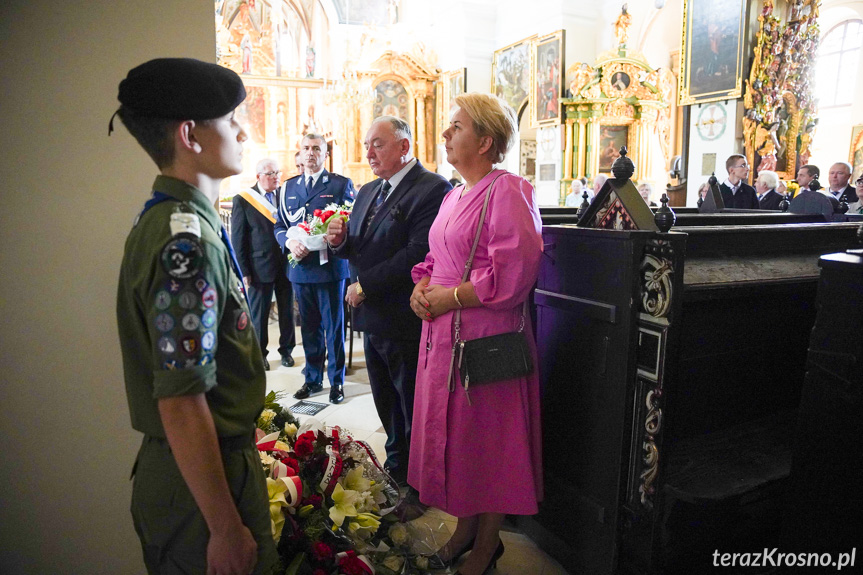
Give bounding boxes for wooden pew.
[521,220,862,574]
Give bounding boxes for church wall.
[0,1,216,573]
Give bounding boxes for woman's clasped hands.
[410,277,457,322]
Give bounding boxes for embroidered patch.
[181,313,201,331]
[201,331,215,351]
[163,359,180,370]
[199,354,213,366]
[154,290,172,310]
[236,310,249,331]
[202,287,217,308]
[180,336,199,355]
[178,291,198,310]
[155,313,175,333]
[161,237,204,279]
[194,278,209,293]
[170,213,201,237]
[166,279,183,294]
[201,309,217,328]
[157,336,176,354]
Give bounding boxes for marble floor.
[263,319,570,575]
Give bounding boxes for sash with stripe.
[237,188,277,224]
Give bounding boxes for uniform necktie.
[306,176,314,195]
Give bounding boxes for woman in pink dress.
[408,93,543,575]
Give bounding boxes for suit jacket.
[827,185,855,204]
[719,181,759,209]
[275,170,354,283]
[758,189,785,210]
[789,190,839,220]
[231,184,284,284]
[333,160,450,337]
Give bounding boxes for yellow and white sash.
[237,188,277,224]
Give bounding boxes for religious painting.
[598,125,629,172]
[492,36,535,115]
[235,86,267,144]
[679,0,747,105]
[439,68,466,134]
[533,30,565,127]
[374,80,410,120]
[850,124,863,179]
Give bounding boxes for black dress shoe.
[329,386,344,404]
[293,382,323,399]
[281,355,295,367]
[262,357,270,371]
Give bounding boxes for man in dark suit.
[826,162,855,204]
[795,164,820,195]
[231,158,296,370]
[719,154,759,209]
[754,169,785,210]
[327,116,450,483]
[789,181,839,220]
[275,133,355,403]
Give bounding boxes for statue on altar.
[614,4,632,47]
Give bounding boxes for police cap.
[118,58,246,120]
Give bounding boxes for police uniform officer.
[275,134,354,403]
[113,58,276,575]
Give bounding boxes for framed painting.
[598,125,629,172]
[679,0,747,105]
[492,35,535,115]
[439,68,466,134]
[533,30,565,127]
[850,124,863,179]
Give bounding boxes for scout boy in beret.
[114,58,276,575]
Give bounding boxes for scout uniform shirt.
[117,175,266,438]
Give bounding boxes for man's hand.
[326,217,347,247]
[207,525,257,575]
[345,282,366,307]
[288,239,309,260]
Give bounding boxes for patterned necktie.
[265,192,275,206]
[362,180,391,237]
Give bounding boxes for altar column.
[415,93,427,165]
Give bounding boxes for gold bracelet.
[453,286,463,308]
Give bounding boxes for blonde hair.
[453,93,517,164]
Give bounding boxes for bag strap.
[446,172,527,392]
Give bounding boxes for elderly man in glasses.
[231,158,296,370]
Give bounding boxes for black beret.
[118,58,246,120]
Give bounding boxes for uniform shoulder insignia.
[170,212,201,238]
[161,236,204,279]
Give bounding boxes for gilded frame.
[439,68,466,135]
[492,35,535,116]
[679,0,747,105]
[850,124,863,179]
[533,30,565,127]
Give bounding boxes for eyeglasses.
[733,164,748,170]
[260,170,281,177]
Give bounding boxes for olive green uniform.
[117,175,276,574]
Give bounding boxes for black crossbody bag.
[445,174,534,405]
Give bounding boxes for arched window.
[816,19,863,108]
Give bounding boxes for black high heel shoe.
[426,535,475,570]
[454,539,504,575]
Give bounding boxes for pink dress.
[408,170,544,516]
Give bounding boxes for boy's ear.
[176,120,201,154]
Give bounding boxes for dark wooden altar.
[522,220,862,574]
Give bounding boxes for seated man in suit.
[231,158,296,370]
[754,169,784,210]
[326,116,450,484]
[795,164,820,196]
[276,133,355,403]
[719,154,759,209]
[826,162,855,204]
